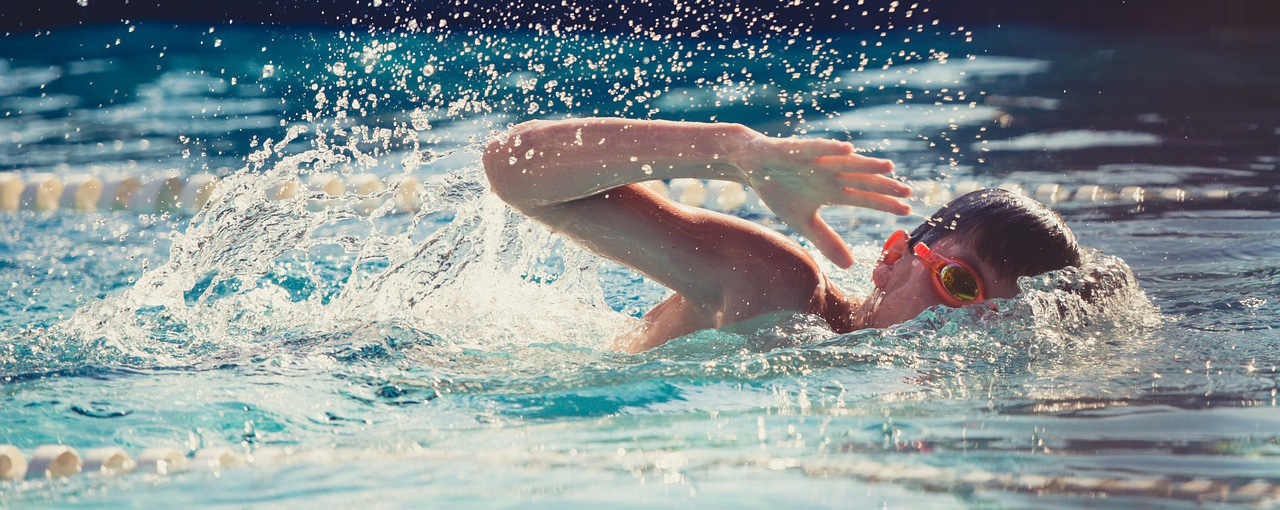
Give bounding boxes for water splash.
[54,130,628,369]
[11,2,1153,393]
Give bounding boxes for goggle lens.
[913,241,987,306]
[938,264,980,302]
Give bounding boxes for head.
[862,188,1082,327]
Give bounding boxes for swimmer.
[484,119,1080,352]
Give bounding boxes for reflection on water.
[1,12,1279,509]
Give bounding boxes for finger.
[840,188,913,215]
[799,212,855,268]
[814,154,895,174]
[837,173,912,197]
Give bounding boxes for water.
[2,12,1279,509]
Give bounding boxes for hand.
[732,134,912,268]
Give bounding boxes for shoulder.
[715,227,833,320]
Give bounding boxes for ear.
[872,230,909,289]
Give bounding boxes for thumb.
[803,212,854,268]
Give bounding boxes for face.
[861,233,1022,329]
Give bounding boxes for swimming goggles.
[881,230,988,307]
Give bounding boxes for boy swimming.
[483,118,1081,352]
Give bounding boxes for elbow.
[482,121,549,210]
[482,137,521,206]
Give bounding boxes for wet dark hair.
[908,188,1082,280]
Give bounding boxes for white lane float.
[1202,188,1231,200]
[996,181,1026,197]
[1034,183,1068,204]
[638,179,669,198]
[306,173,345,211]
[135,447,186,475]
[1158,187,1187,202]
[953,180,983,197]
[667,178,707,207]
[130,170,184,213]
[0,171,1253,218]
[19,173,63,211]
[98,174,142,210]
[0,443,1275,505]
[1120,185,1146,202]
[176,173,219,214]
[25,445,81,479]
[0,173,23,211]
[193,447,246,471]
[82,447,135,476]
[1074,184,1108,202]
[704,180,747,211]
[0,444,27,480]
[266,176,300,201]
[390,175,423,214]
[59,174,104,211]
[346,173,386,214]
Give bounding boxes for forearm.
[483,118,755,209]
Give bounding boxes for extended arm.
[483,118,910,318]
[482,118,750,207]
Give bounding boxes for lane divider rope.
[0,170,1267,217]
[1,443,1277,504]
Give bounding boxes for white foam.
[979,130,1160,151]
[0,64,62,96]
[0,94,80,113]
[809,103,1001,133]
[843,56,1051,89]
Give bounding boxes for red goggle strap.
[912,241,948,272]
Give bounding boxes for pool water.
[2,15,1280,509]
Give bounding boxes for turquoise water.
[2,18,1280,509]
